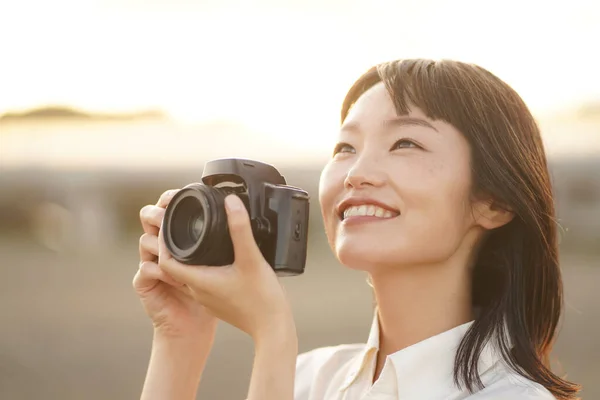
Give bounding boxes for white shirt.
[294,311,555,399]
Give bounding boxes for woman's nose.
[343,157,386,189]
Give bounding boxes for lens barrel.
[162,184,236,266]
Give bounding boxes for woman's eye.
[391,139,421,150]
[333,142,355,156]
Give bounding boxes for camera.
[161,158,310,277]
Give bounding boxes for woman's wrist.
[152,326,213,350]
[150,324,217,370]
[141,329,215,400]
[251,306,297,344]
[253,315,297,352]
[151,307,219,341]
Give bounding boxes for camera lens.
[190,213,204,242]
[169,196,206,250]
[162,184,245,266]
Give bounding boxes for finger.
[224,194,263,266]
[139,233,159,261]
[138,190,179,235]
[133,260,184,293]
[140,205,165,235]
[158,257,221,298]
[157,229,218,292]
[156,189,180,208]
[157,249,213,290]
[158,225,173,263]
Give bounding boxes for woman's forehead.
[344,84,430,126]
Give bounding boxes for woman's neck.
[369,260,473,382]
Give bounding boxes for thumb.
[224,194,263,266]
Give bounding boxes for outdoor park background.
[0,0,598,399]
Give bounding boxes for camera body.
[162,158,310,277]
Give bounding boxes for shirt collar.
[340,309,502,398]
[339,309,380,391]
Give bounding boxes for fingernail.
[225,195,242,212]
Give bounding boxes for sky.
[0,0,598,147]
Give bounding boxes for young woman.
[133,59,581,399]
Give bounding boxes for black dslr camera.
[162,158,310,277]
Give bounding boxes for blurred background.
[0,0,598,399]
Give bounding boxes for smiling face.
[319,82,483,272]
[314,60,577,398]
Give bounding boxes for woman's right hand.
[133,189,218,339]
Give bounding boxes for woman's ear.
[473,198,515,230]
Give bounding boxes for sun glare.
[0,0,598,160]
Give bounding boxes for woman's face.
[319,82,480,271]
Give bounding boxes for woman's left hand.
[157,194,295,342]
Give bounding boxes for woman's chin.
[335,241,393,271]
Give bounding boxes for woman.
[133,59,581,399]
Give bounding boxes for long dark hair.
[341,59,580,399]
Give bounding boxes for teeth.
[343,205,397,219]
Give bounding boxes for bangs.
[341,59,485,128]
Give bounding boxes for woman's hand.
[157,194,296,342]
[158,194,298,400]
[134,190,220,400]
[133,189,218,339]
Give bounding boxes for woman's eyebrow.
[383,117,439,132]
[339,117,439,136]
[340,117,439,135]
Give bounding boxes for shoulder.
[472,364,557,399]
[294,343,364,400]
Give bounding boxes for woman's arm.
[140,329,215,400]
[246,319,298,400]
[140,320,297,400]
